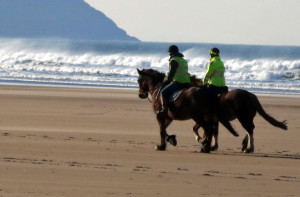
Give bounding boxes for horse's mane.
[140,68,203,86]
[190,75,203,87]
[141,69,165,84]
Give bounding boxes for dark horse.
[137,68,239,152]
[190,79,288,153]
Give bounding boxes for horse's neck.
[149,84,162,111]
[149,83,160,97]
[147,82,161,106]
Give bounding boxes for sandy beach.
[0,85,299,197]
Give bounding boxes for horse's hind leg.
[242,134,248,152]
[211,122,219,151]
[238,117,255,153]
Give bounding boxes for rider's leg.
[159,82,189,114]
[159,83,174,113]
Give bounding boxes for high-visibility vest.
[203,56,226,86]
[170,56,190,83]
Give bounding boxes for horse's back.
[170,86,217,119]
[220,89,258,120]
[222,89,257,103]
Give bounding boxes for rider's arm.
[164,60,178,84]
[203,61,215,85]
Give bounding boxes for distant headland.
[0,0,139,41]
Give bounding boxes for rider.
[159,45,190,114]
[203,48,228,95]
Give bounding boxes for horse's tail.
[251,94,288,130]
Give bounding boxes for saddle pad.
[169,88,185,102]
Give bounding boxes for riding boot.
[158,98,168,114]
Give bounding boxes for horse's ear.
[137,68,142,75]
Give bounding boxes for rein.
[143,85,162,103]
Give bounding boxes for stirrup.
[157,107,168,114]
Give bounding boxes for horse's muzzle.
[138,90,148,99]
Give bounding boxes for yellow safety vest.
[170,56,190,84]
[204,56,225,86]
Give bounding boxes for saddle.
[169,88,186,102]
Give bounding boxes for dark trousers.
[161,82,189,103]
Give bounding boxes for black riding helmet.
[168,45,179,54]
[210,48,220,56]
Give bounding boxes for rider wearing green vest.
[159,45,190,114]
[170,56,190,84]
[204,48,228,94]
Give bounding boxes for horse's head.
[137,68,165,99]
[137,69,150,99]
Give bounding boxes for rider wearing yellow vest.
[159,45,190,114]
[204,48,228,94]
[170,56,190,83]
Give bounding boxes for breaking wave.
[0,38,299,95]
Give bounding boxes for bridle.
[138,72,164,103]
[139,85,162,103]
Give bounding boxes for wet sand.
[0,85,299,197]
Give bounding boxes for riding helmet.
[168,45,179,54]
[210,48,220,56]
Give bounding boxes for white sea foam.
[0,38,299,95]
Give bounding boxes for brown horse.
[137,68,239,153]
[190,78,288,153]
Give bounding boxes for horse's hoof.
[167,135,177,146]
[196,137,202,143]
[242,135,248,151]
[200,143,211,153]
[243,149,254,153]
[211,144,219,151]
[200,147,210,153]
[155,144,166,151]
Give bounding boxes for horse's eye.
[138,78,145,85]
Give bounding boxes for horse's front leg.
[193,117,212,153]
[156,114,173,151]
[200,122,214,153]
[197,121,219,151]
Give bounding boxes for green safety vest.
[170,56,190,83]
[203,56,226,86]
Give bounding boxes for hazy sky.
[85,0,300,46]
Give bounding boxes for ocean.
[0,38,299,96]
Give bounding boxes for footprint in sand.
[133,166,151,171]
[248,172,263,176]
[177,168,188,171]
[86,137,97,142]
[275,176,299,182]
[64,136,75,141]
[203,173,214,177]
[235,176,247,179]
